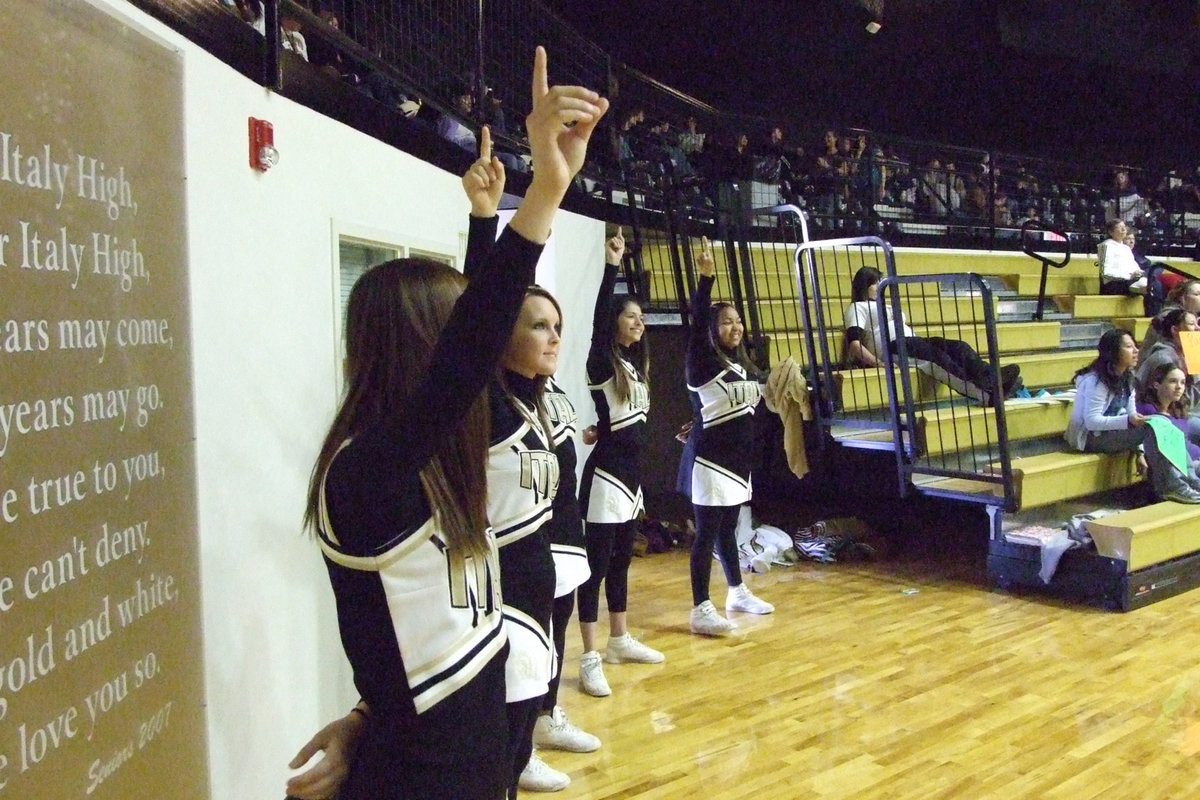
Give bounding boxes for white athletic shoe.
[605,632,665,664]
[726,583,775,615]
[689,600,735,636]
[533,706,601,753]
[518,751,570,792]
[579,651,611,697]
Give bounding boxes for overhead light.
[866,20,882,34]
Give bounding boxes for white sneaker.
[518,751,570,792]
[533,706,601,753]
[726,584,774,615]
[579,651,611,697]
[605,632,665,664]
[689,600,735,636]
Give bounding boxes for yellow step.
[1017,350,1093,389]
[916,399,1073,456]
[1004,274,1099,296]
[1056,294,1145,319]
[1085,503,1200,571]
[1112,317,1153,340]
[1009,451,1140,509]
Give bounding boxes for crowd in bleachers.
[220,0,1200,256]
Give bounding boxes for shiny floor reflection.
[532,548,1200,799]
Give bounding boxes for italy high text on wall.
[0,0,208,797]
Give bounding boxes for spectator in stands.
[1136,364,1200,467]
[1065,329,1200,503]
[919,158,949,217]
[1135,308,1200,414]
[678,116,706,162]
[754,126,786,183]
[434,79,478,152]
[1098,219,1147,295]
[842,266,1021,403]
[230,1,306,59]
[944,161,965,216]
[305,2,355,82]
[1111,168,1144,223]
[1125,228,1180,301]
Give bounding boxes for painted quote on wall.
[0,1,208,797]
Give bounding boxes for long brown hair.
[1138,363,1188,419]
[608,296,650,403]
[497,286,562,443]
[304,258,491,561]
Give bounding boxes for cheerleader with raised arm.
[287,48,608,800]
[680,236,775,636]
[574,227,664,699]
[459,134,598,794]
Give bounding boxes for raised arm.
[332,48,607,506]
[688,236,717,352]
[686,236,726,383]
[587,227,625,379]
[462,126,505,279]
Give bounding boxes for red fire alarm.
[249,117,279,171]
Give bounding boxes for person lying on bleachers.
[842,266,1021,403]
[1065,329,1200,504]
[1098,219,1148,296]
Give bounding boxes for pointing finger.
[479,125,492,161]
[532,46,548,102]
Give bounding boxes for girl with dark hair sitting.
[1065,329,1200,504]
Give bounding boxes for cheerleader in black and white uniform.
[679,237,775,637]
[286,51,608,800]
[575,228,664,699]
[460,157,598,793]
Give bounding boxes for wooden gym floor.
[538,527,1200,799]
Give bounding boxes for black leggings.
[902,336,991,389]
[577,520,638,623]
[540,592,575,711]
[506,696,543,799]
[689,504,742,605]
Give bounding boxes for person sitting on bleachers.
[842,266,1021,403]
[1125,228,1179,304]
[1136,364,1200,470]
[1138,281,1200,362]
[1065,329,1200,504]
[1098,219,1148,295]
[1135,307,1200,416]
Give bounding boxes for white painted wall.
[89,2,605,797]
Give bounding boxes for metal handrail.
[1019,219,1071,321]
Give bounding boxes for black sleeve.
[586,261,620,382]
[327,226,542,546]
[845,327,864,344]
[686,274,725,385]
[462,214,500,279]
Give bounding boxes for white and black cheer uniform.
[316,225,540,800]
[577,260,649,623]
[543,377,590,596]
[680,274,764,604]
[488,371,560,797]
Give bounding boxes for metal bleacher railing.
[138,0,1200,511]
[153,0,1200,265]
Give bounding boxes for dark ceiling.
[546,0,1199,169]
